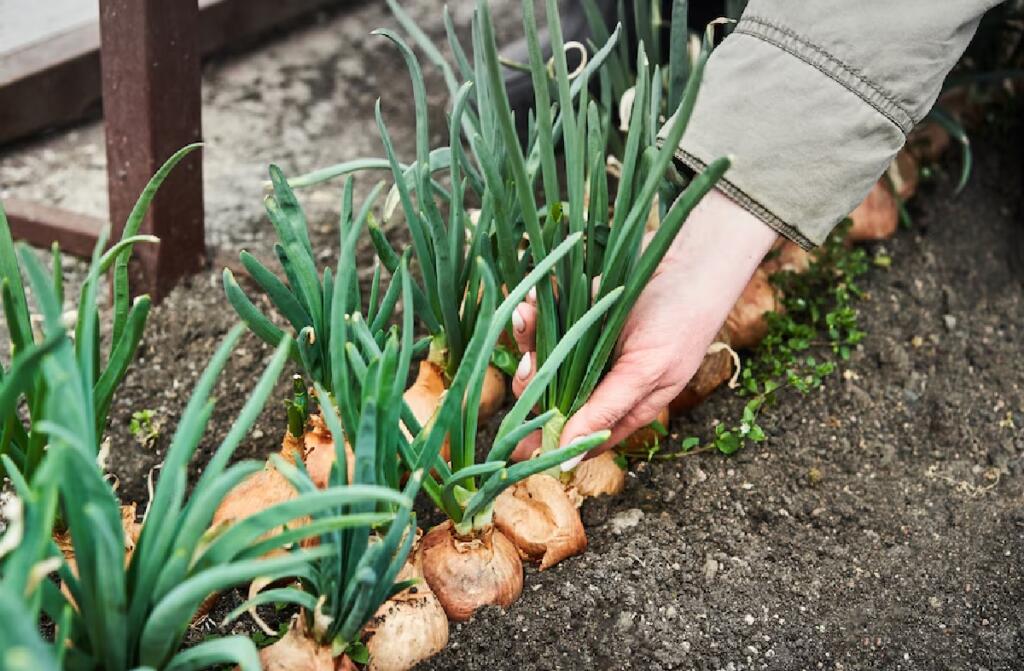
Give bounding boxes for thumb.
[557,361,653,468]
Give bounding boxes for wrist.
[661,187,779,319]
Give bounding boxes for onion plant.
[0,144,199,483]
[468,0,730,459]
[395,237,615,621]
[219,168,462,669]
[284,0,626,374]
[582,0,697,109]
[220,271,433,666]
[10,235,411,669]
[0,482,62,671]
[0,356,62,671]
[223,169,432,482]
[223,170,398,393]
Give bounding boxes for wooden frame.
[1,0,343,300]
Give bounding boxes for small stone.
[616,611,635,631]
[744,613,755,625]
[704,556,719,581]
[608,508,644,535]
[878,338,911,372]
[929,596,942,610]
[943,314,957,331]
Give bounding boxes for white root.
[706,341,741,389]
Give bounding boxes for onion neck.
[453,504,494,537]
[427,334,449,371]
[540,409,568,479]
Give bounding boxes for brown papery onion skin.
[301,414,355,489]
[670,329,735,414]
[619,406,670,453]
[477,364,507,423]
[254,615,335,671]
[213,418,342,532]
[419,520,523,622]
[57,503,142,607]
[402,360,450,462]
[569,451,626,499]
[724,267,782,350]
[848,178,898,243]
[907,121,951,163]
[891,149,919,201]
[493,473,587,569]
[364,555,449,671]
[762,239,812,276]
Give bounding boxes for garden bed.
[99,130,1023,670]
[2,0,1022,668]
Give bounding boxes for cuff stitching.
[673,149,817,251]
[736,15,914,135]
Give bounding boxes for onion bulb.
[213,416,353,541]
[724,267,782,350]
[301,413,354,489]
[403,360,506,458]
[477,364,507,423]
[619,406,670,453]
[419,520,523,622]
[364,555,449,671]
[907,121,951,162]
[255,614,336,671]
[402,360,449,461]
[762,239,812,275]
[670,330,737,414]
[493,473,587,569]
[56,503,141,606]
[848,178,898,242]
[566,450,626,499]
[888,149,919,201]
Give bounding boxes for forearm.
[666,0,1001,248]
[659,188,778,329]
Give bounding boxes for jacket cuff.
[665,17,907,248]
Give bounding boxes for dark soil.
[5,1,1023,669]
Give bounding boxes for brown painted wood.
[99,0,205,300]
[0,0,345,145]
[3,198,106,259]
[2,0,344,297]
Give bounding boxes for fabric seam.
[673,148,817,251]
[736,15,914,135]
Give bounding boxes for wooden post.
[99,0,204,300]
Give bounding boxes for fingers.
[510,302,537,355]
[557,361,654,470]
[510,300,538,399]
[510,430,541,462]
[511,350,536,398]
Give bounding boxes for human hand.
[509,188,779,465]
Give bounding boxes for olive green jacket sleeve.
[664,0,1003,249]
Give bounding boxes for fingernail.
[511,307,525,333]
[516,352,531,380]
[527,287,537,303]
[561,454,585,472]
